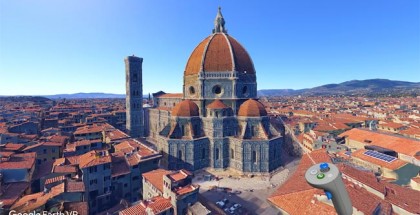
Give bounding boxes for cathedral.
[126,8,284,174]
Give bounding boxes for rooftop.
[78,150,111,169]
[0,152,36,169]
[339,128,420,157]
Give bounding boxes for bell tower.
[125,55,144,137]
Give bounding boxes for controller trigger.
[324,190,332,200]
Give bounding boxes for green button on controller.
[317,173,325,179]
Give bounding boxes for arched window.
[189,86,195,95]
[201,148,205,159]
[252,150,257,163]
[180,124,185,136]
[250,125,255,136]
[194,124,200,137]
[242,85,248,95]
[215,148,220,160]
[231,148,234,159]
[178,150,182,159]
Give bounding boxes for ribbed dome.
[184,33,255,76]
[238,99,267,117]
[207,99,229,109]
[172,100,199,117]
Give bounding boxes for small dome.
[207,99,229,109]
[238,99,267,117]
[172,100,199,117]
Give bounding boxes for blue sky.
[0,0,419,95]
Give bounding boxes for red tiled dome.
[207,99,229,109]
[238,99,267,117]
[184,33,255,76]
[172,100,199,117]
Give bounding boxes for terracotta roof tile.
[399,127,420,136]
[339,128,420,157]
[142,169,172,193]
[351,149,407,170]
[47,135,69,144]
[172,100,199,117]
[111,153,131,177]
[227,35,256,74]
[105,129,129,141]
[114,139,161,166]
[174,184,199,197]
[204,34,233,72]
[23,141,62,151]
[0,152,36,169]
[168,169,192,182]
[3,143,25,151]
[53,165,77,173]
[207,99,229,109]
[184,33,255,75]
[383,181,420,213]
[344,181,390,215]
[380,122,405,129]
[66,181,85,192]
[268,189,335,215]
[73,123,114,135]
[145,196,173,214]
[238,99,267,117]
[11,183,65,212]
[45,175,66,185]
[338,164,385,194]
[119,196,173,215]
[184,36,212,76]
[78,150,111,169]
[270,150,331,197]
[0,182,29,209]
[119,203,147,215]
[340,163,420,214]
[157,93,183,98]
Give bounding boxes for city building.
[268,149,420,215]
[125,56,144,138]
[339,128,420,166]
[129,7,284,174]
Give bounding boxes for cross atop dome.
[213,7,227,34]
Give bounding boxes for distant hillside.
[0,96,52,105]
[3,79,418,99]
[258,79,420,96]
[45,93,126,99]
